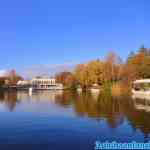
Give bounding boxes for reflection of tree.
[72,91,124,128]
[17,91,63,103]
[55,91,124,128]
[120,97,150,141]
[55,91,76,107]
[0,91,18,111]
[0,90,150,139]
[0,91,5,102]
[73,92,100,117]
[54,91,150,137]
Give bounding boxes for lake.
[0,90,149,150]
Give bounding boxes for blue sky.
[0,0,149,75]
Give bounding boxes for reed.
[111,82,130,97]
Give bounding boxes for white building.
[17,80,31,86]
[17,80,31,90]
[31,77,63,90]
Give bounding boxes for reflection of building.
[125,98,150,142]
[132,98,150,112]
[17,90,63,102]
[132,93,150,100]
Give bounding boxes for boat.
[90,84,100,93]
[77,88,82,92]
[132,79,150,100]
[76,85,82,93]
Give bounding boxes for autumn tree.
[0,77,7,86]
[127,47,150,79]
[55,71,77,89]
[7,69,23,85]
[103,51,122,83]
[86,60,103,85]
[138,45,150,56]
[57,46,150,89]
[74,60,104,88]
[74,64,90,89]
[119,64,137,83]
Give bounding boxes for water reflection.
[0,91,18,111]
[17,90,63,103]
[133,98,150,112]
[0,90,150,140]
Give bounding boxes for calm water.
[0,90,150,150]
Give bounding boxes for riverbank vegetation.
[1,46,150,93]
[0,70,23,88]
[55,46,150,93]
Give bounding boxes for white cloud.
[0,70,8,77]
[20,63,76,79]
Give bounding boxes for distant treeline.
[55,46,150,89]
[0,70,23,87]
[1,46,150,90]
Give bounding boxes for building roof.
[17,80,31,85]
[133,79,150,84]
[32,78,55,81]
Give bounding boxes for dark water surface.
[0,90,150,150]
